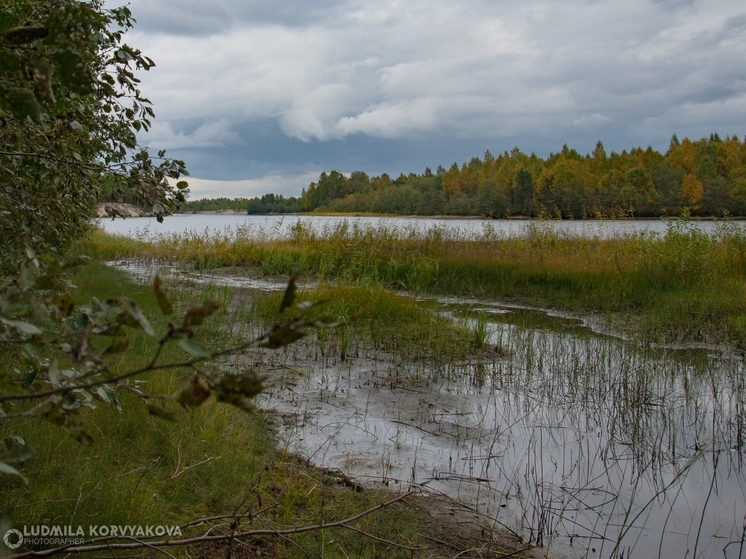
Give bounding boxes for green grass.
[1,263,264,533]
[252,283,480,362]
[85,218,746,345]
[1,262,505,558]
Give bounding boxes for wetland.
[92,214,746,558]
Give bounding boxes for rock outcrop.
[95,203,150,218]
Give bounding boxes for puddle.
[112,261,746,559]
[434,296,737,355]
[107,261,315,292]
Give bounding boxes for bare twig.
[0,396,56,419]
[253,514,312,559]
[6,492,414,559]
[340,522,434,553]
[179,503,279,530]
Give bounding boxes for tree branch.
[6,491,414,559]
[0,151,102,170]
[0,322,286,403]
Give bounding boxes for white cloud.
[279,83,355,141]
[334,98,442,138]
[182,172,319,199]
[121,0,746,174]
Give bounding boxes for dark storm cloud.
[122,0,352,34]
[163,119,495,181]
[115,0,746,195]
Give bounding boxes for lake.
[97,213,728,239]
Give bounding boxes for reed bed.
[83,218,746,345]
[11,234,743,557]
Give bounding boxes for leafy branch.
[0,256,335,481]
[0,0,190,271]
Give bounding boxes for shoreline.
[98,203,746,221]
[176,210,745,221]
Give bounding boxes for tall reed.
[84,218,746,344]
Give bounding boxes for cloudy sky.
[117,0,746,199]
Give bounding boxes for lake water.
[97,213,728,239]
[260,302,746,559]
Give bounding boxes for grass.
[6,219,744,557]
[83,217,746,345]
[0,262,521,558]
[57,218,746,558]
[251,283,480,362]
[1,263,267,532]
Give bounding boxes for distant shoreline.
[100,204,746,221]
[177,211,745,221]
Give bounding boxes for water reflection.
[261,302,746,558]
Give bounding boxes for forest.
[196,134,746,218]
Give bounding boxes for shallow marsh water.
[111,261,746,559]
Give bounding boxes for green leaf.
[279,275,298,313]
[95,386,115,404]
[178,338,211,358]
[260,324,305,349]
[123,301,155,337]
[47,359,63,387]
[33,259,61,289]
[0,318,42,336]
[176,376,211,408]
[2,437,33,463]
[215,371,266,411]
[176,181,189,189]
[0,84,41,123]
[116,49,134,61]
[53,293,75,317]
[0,50,23,73]
[54,49,93,94]
[0,460,28,484]
[23,369,39,388]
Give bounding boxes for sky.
[116,0,746,199]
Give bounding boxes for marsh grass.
[64,219,746,557]
[0,262,496,559]
[249,283,477,363]
[249,283,746,558]
[87,218,746,345]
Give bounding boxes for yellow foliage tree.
[680,173,704,210]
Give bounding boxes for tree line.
[208,134,746,218]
